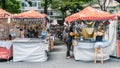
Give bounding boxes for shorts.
[50,36,54,41]
[94,42,103,48]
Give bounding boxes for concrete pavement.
[0,44,120,68]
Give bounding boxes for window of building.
[32,1,37,7]
[38,2,41,9]
[109,10,114,13]
[22,1,30,7]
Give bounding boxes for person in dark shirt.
[66,26,75,59]
[57,29,62,40]
[34,28,39,38]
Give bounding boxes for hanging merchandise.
[82,28,94,39]
[86,21,95,27]
[94,21,101,28]
[103,20,110,26]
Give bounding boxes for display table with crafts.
[0,41,13,60]
[12,38,49,62]
[73,40,110,61]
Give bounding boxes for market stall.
[0,8,12,39]
[11,10,50,62]
[0,9,13,61]
[65,7,117,61]
[13,10,47,38]
[12,38,49,62]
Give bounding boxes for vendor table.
[12,38,49,62]
[73,41,110,61]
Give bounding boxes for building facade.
[91,0,120,13]
[20,0,62,22]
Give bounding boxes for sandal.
[66,56,71,59]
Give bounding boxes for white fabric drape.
[13,39,49,62]
[0,41,12,49]
[74,42,110,61]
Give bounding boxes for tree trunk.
[116,0,120,3]
[97,0,107,11]
[44,0,48,14]
[97,0,103,10]
[1,0,6,9]
[103,0,107,11]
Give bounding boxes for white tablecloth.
[0,41,12,49]
[12,38,49,62]
[74,42,110,61]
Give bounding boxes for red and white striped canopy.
[13,10,46,18]
[0,8,11,18]
[65,6,117,23]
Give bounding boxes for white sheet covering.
[74,42,110,61]
[13,40,49,62]
[0,41,12,49]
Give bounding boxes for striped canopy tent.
[13,10,46,18]
[65,6,117,23]
[65,12,81,23]
[0,8,11,18]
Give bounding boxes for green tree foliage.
[0,0,21,13]
[41,0,52,14]
[41,0,92,20]
[51,0,86,13]
[49,0,92,19]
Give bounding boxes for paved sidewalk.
[0,45,120,68]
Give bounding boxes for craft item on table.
[82,28,94,39]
